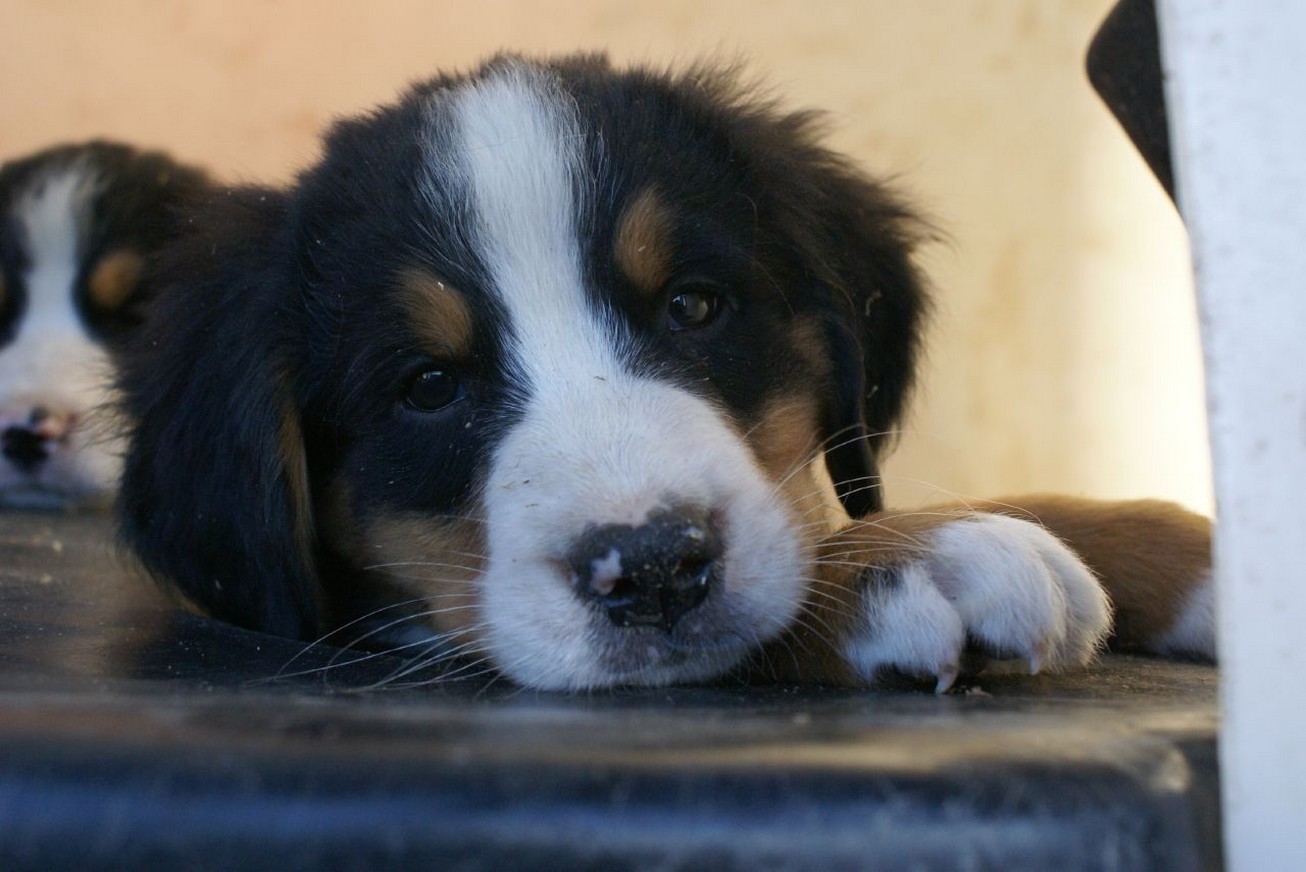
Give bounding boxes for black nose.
[568,506,721,631]
[2,426,49,472]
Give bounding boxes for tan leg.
[986,495,1213,658]
[751,496,1212,689]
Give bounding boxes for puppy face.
[0,143,205,508]
[120,56,928,690]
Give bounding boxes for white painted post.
[1157,1,1306,868]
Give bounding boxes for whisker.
[362,559,484,574]
[277,597,487,685]
[788,602,840,639]
[271,596,436,680]
[360,631,491,690]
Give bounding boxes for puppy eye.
[405,369,463,412]
[666,281,726,332]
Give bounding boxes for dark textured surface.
[0,511,1220,870]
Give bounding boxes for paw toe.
[843,564,966,689]
[928,514,1111,671]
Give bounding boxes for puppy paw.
[839,514,1113,692]
[1149,570,1216,660]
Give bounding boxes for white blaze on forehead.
[3,164,106,405]
[20,166,96,322]
[435,63,624,390]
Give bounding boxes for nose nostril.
[671,556,712,590]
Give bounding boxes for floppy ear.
[821,313,886,518]
[801,165,931,518]
[117,187,319,639]
[718,88,930,517]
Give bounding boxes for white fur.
[0,163,120,507]
[426,64,806,690]
[844,515,1113,690]
[1154,570,1216,658]
[844,562,966,690]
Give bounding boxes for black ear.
[117,187,319,639]
[792,158,932,517]
[715,86,931,517]
[821,314,886,517]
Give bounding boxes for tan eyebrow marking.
[614,187,675,295]
[394,267,475,357]
[86,248,144,312]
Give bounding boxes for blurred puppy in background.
[0,142,206,509]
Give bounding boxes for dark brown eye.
[405,369,462,412]
[667,283,725,332]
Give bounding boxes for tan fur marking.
[614,187,674,294]
[747,394,844,541]
[278,401,316,576]
[361,512,487,641]
[316,474,488,654]
[748,394,822,483]
[789,317,833,384]
[86,249,144,312]
[987,495,1212,652]
[394,267,474,357]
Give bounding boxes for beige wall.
[0,0,1212,512]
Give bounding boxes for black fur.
[117,55,930,640]
[117,188,320,637]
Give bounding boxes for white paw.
[1152,570,1216,660]
[843,514,1113,691]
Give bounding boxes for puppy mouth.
[593,625,756,684]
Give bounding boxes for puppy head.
[120,56,928,688]
[0,142,207,508]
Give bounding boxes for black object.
[1088,0,1177,200]
[0,511,1220,869]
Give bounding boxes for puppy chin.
[480,568,765,690]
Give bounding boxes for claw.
[935,663,960,694]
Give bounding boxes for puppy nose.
[569,506,721,631]
[2,407,70,472]
[2,425,50,471]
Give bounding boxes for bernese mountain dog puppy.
[117,55,1215,691]
[0,142,207,509]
